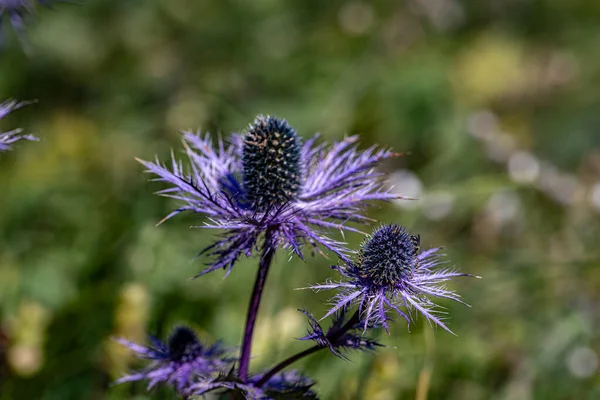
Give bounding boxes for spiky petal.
[298,309,381,359]
[0,99,37,151]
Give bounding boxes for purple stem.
[238,230,276,382]
[256,310,360,387]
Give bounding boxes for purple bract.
[298,309,381,360]
[0,99,37,151]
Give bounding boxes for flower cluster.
[116,115,474,398]
[3,0,476,395]
[137,115,401,277]
[0,99,37,152]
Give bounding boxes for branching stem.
[238,230,276,382]
[256,310,360,387]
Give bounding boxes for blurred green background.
[1,0,600,399]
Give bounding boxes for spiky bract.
[0,99,37,151]
[298,309,380,359]
[138,115,401,277]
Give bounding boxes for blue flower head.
[116,325,234,394]
[242,116,302,211]
[0,99,37,151]
[308,224,476,333]
[138,115,402,277]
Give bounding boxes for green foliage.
[1,0,600,399]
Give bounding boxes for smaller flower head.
[0,99,37,151]
[115,325,233,394]
[307,224,476,333]
[298,309,381,360]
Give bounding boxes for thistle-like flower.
[307,224,475,333]
[138,115,401,276]
[0,99,37,151]
[298,309,381,359]
[115,325,233,394]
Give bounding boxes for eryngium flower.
[115,325,233,394]
[0,99,36,151]
[138,115,401,276]
[299,309,381,360]
[307,224,475,333]
[188,370,317,399]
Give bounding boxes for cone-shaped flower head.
[115,325,234,394]
[242,116,302,211]
[357,224,421,286]
[138,115,402,276]
[0,99,37,151]
[307,224,475,333]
